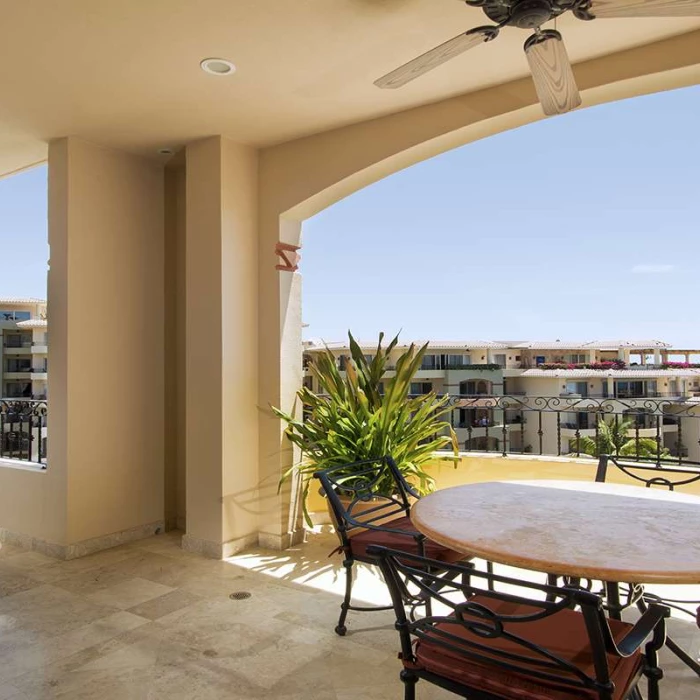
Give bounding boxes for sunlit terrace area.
[1,520,698,699]
[1,453,700,698]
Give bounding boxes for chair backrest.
[371,546,627,699]
[596,454,700,491]
[314,456,417,546]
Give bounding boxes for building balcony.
[2,346,32,356]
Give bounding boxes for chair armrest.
[612,603,669,657]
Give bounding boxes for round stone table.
[410,480,700,584]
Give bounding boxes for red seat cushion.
[412,596,642,700]
[348,515,465,563]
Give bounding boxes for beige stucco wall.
[0,462,65,546]
[183,137,260,556]
[50,137,165,544]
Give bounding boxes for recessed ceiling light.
[200,58,236,76]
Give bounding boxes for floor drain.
[229,591,252,600]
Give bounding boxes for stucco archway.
[257,32,700,548]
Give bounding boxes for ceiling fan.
[375,0,700,115]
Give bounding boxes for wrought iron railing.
[0,399,48,467]
[443,394,700,465]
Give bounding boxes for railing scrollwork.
[0,399,48,467]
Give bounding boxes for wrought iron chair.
[595,453,700,677]
[315,456,482,636]
[372,545,669,700]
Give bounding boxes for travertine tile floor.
[0,529,698,699]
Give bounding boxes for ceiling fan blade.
[524,30,581,116]
[588,0,700,17]
[374,27,497,89]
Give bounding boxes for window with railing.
[5,359,32,373]
[444,354,471,369]
[615,380,657,398]
[3,333,32,348]
[4,381,32,398]
[564,381,588,397]
[420,354,437,370]
[410,382,432,395]
[493,354,506,367]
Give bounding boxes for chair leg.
[636,597,700,678]
[336,558,353,636]
[647,674,661,700]
[400,670,418,700]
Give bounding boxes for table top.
[410,480,700,584]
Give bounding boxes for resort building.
[304,339,700,460]
[0,298,48,400]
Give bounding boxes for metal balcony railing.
[445,394,699,465]
[0,399,48,467]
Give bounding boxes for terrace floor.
[0,529,698,699]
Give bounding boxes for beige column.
[182,137,260,558]
[164,160,187,532]
[257,216,304,550]
[48,137,165,555]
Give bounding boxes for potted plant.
[273,332,459,526]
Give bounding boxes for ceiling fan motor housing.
[476,0,587,27]
[509,0,555,27]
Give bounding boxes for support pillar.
[257,216,304,550]
[182,137,260,558]
[48,137,165,556]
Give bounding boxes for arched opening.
[272,82,700,542]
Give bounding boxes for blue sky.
[302,86,700,347]
[0,165,48,298]
[1,87,698,347]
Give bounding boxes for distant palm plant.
[273,332,458,525]
[573,416,669,459]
